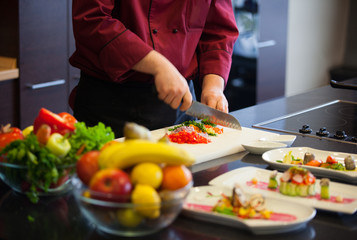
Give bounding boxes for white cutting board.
[149,126,280,165]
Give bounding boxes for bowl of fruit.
[0,108,115,203]
[73,137,195,237]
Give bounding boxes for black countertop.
[1,85,357,240]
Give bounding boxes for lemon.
[130,162,163,189]
[22,125,34,137]
[117,208,143,227]
[131,184,161,219]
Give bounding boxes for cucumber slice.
[297,185,308,197]
[279,181,287,195]
[308,184,316,196]
[287,182,297,196]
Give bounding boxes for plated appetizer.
[280,151,356,171]
[279,166,316,197]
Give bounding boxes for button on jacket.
[69,0,239,86]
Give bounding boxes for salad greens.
[0,121,114,203]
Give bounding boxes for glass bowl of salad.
[72,177,192,237]
[0,159,76,200]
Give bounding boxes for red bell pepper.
[0,124,24,151]
[33,108,77,136]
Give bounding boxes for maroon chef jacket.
[69,0,239,86]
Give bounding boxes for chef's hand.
[132,50,192,110]
[201,74,229,113]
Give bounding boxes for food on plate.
[303,152,315,165]
[167,119,223,144]
[344,155,356,170]
[320,178,330,200]
[279,166,316,197]
[278,151,355,171]
[0,109,115,203]
[97,139,195,169]
[212,184,272,219]
[268,170,278,189]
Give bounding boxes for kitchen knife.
[185,101,242,130]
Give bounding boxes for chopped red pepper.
[168,130,211,144]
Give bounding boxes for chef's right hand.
[154,63,192,111]
[132,50,192,110]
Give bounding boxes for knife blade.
[185,101,242,130]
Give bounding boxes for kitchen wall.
[285,0,350,97]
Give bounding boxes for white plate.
[262,147,357,183]
[242,141,287,155]
[209,167,357,214]
[259,134,296,147]
[183,185,316,235]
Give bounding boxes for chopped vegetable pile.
[168,119,223,144]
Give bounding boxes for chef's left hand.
[200,74,229,113]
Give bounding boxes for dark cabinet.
[226,0,288,111]
[0,0,76,128]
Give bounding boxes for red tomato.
[33,108,76,135]
[326,156,338,164]
[0,124,24,151]
[76,150,100,185]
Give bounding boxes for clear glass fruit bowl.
[72,177,193,237]
[0,160,75,196]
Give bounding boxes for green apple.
[46,133,71,157]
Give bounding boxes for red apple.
[76,150,100,185]
[89,168,132,202]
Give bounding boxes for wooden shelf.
[0,56,19,81]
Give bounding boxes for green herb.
[168,120,218,136]
[65,122,115,162]
[27,215,35,222]
[201,118,217,127]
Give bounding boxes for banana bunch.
[98,122,195,169]
[98,139,195,169]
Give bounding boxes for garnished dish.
[167,119,223,144]
[0,108,114,203]
[279,166,316,197]
[262,147,357,183]
[280,151,356,171]
[209,167,357,214]
[183,185,316,234]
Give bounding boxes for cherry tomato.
[0,124,24,151]
[33,108,76,135]
[326,156,338,164]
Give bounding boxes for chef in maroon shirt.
[69,0,239,137]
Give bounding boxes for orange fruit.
[100,140,121,151]
[161,165,192,190]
